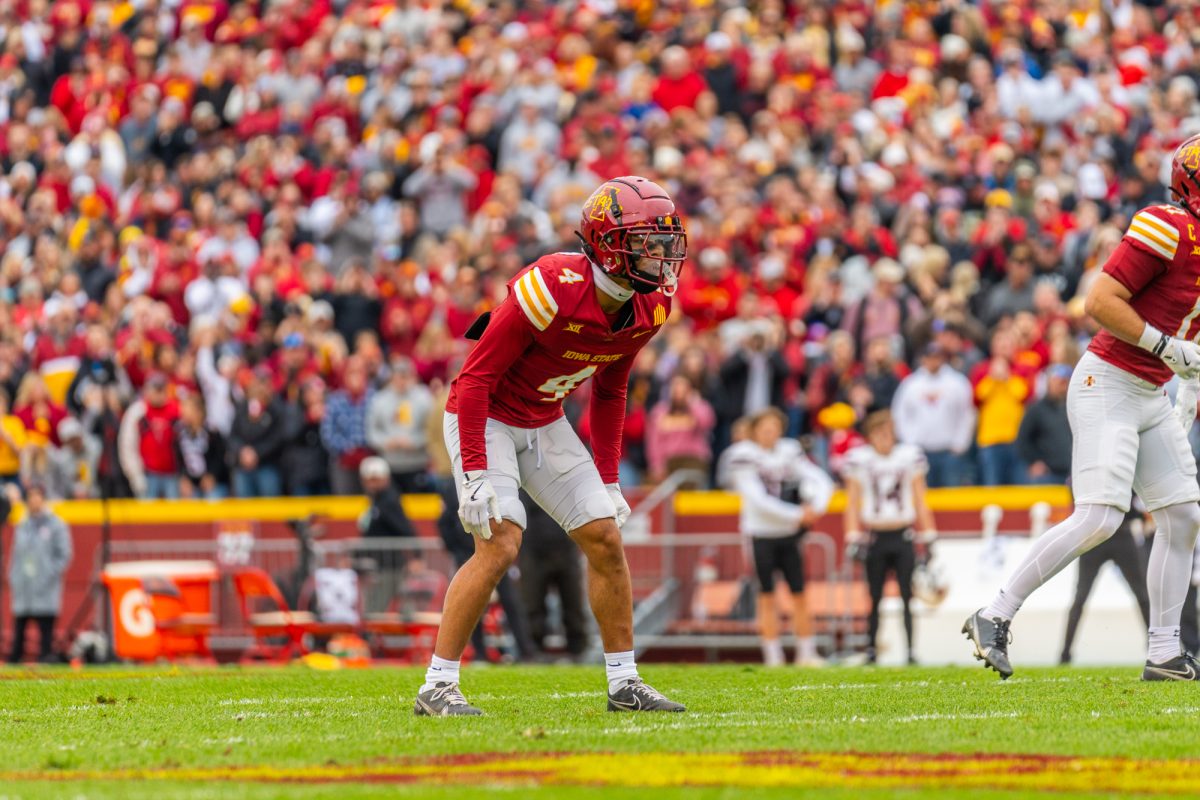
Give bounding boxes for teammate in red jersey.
[414,177,688,715]
[965,135,1200,681]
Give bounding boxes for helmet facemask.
[604,227,687,296]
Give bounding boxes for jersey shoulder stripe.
[514,267,559,331]
[1125,209,1180,261]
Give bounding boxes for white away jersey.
[723,438,835,538]
[843,443,928,529]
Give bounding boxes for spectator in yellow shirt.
[974,356,1030,485]
[0,389,26,488]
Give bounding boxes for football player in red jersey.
[965,135,1200,681]
[414,177,688,715]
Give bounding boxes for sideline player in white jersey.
[843,410,937,665]
[723,408,835,666]
[964,135,1200,680]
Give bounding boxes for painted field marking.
[7,750,1196,793]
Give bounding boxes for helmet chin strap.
[591,263,634,302]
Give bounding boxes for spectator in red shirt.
[118,372,180,499]
[753,252,803,319]
[31,302,87,405]
[13,373,68,449]
[871,40,912,100]
[1031,182,1076,243]
[973,191,1030,285]
[678,247,742,332]
[652,46,707,112]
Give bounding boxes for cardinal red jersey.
[447,253,670,482]
[1090,204,1200,385]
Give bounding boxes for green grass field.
[1,663,1197,799]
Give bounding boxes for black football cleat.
[1142,653,1200,681]
[962,609,1014,680]
[413,682,483,716]
[607,679,686,712]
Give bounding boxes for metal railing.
[627,468,708,537]
[95,529,857,659]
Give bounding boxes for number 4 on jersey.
[538,365,597,401]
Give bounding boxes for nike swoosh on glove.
[606,483,631,528]
[1177,380,1199,433]
[1159,337,1200,381]
[459,471,500,540]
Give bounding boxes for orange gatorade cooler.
[101,560,218,661]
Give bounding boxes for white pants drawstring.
[526,428,543,469]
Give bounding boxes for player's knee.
[571,519,625,571]
[476,523,522,575]
[1074,504,1124,550]
[1154,502,1200,546]
[1172,502,1200,532]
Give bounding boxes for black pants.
[1061,525,1150,661]
[435,476,536,661]
[8,615,55,663]
[751,533,806,593]
[865,530,915,655]
[517,490,585,657]
[519,543,588,655]
[392,470,429,494]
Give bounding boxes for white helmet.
[913,556,950,607]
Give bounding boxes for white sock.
[604,650,639,693]
[984,504,1125,622]
[982,588,1022,622]
[762,639,784,666]
[1148,626,1183,665]
[421,655,460,692]
[795,636,818,661]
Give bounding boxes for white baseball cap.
[359,456,389,480]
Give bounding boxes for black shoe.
[865,648,877,665]
[962,609,1013,680]
[413,682,483,716]
[1142,653,1200,681]
[1059,652,1072,666]
[607,678,686,712]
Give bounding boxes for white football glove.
[844,529,866,562]
[606,483,631,529]
[1176,379,1200,433]
[1155,335,1200,381]
[459,471,500,540]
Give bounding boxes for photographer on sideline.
[359,456,416,612]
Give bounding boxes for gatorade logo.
[119,588,156,638]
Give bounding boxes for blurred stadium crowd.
[0,0,1193,499]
